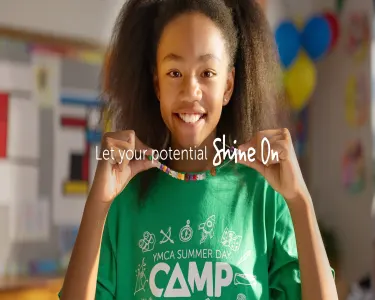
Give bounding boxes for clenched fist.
[90,130,156,203]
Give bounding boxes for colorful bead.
[147,155,153,161]
[155,144,237,181]
[160,166,212,180]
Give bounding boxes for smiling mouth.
[175,113,207,124]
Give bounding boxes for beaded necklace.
[146,144,237,181]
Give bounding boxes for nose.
[180,75,202,102]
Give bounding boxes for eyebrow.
[162,53,221,62]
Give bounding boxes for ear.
[223,67,235,106]
[153,68,160,101]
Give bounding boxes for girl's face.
[155,12,234,149]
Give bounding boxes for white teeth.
[178,113,203,123]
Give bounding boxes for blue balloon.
[275,21,300,68]
[301,15,332,60]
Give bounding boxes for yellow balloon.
[283,52,317,111]
[293,15,305,30]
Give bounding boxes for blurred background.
[0,0,373,299]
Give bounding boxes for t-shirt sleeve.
[268,194,302,300]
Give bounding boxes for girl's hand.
[237,128,309,202]
[90,130,156,203]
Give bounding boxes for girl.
[60,0,337,299]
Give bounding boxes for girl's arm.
[238,129,338,299]
[59,130,155,299]
[60,191,111,300]
[287,193,338,300]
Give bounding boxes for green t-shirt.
[93,160,304,299]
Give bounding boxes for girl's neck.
[167,133,217,173]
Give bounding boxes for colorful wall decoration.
[346,12,370,61]
[341,139,365,194]
[60,101,102,196]
[274,10,340,113]
[0,37,106,230]
[0,35,109,276]
[42,46,105,225]
[345,72,370,127]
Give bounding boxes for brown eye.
[168,71,181,78]
[202,70,215,78]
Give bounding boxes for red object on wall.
[61,116,90,181]
[61,117,87,127]
[0,93,8,158]
[323,11,340,51]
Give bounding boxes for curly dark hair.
[101,0,289,200]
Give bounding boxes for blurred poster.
[32,52,60,108]
[341,140,365,194]
[345,73,369,127]
[346,12,370,61]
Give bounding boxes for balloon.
[293,16,305,30]
[283,52,317,111]
[301,15,332,60]
[275,21,301,68]
[323,11,340,51]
